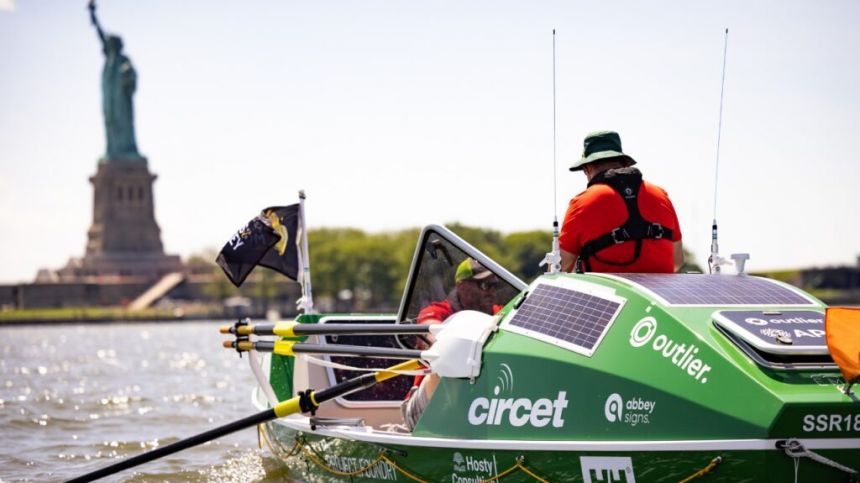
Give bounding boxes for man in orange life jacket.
[559,131,684,273]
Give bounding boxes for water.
[0,322,296,482]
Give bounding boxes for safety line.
[678,456,723,483]
[479,455,549,483]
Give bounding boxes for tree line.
[194,224,701,311]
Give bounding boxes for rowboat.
[233,224,860,482]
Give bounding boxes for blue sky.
[1,0,858,283]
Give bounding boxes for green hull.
[244,227,859,482]
[260,419,857,482]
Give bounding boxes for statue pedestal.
[58,252,183,282]
[58,159,184,282]
[86,160,163,255]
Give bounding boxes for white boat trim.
[268,414,860,452]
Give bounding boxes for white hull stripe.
[271,416,860,452]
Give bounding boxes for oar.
[223,339,424,359]
[220,320,432,337]
[222,310,498,381]
[66,359,422,483]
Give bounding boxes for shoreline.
[0,314,224,326]
[0,308,290,326]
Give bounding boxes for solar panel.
[604,274,813,306]
[505,282,624,357]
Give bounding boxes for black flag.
[216,204,300,287]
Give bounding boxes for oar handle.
[291,343,423,359]
[221,321,431,337]
[223,339,424,359]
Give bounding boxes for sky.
[1,0,858,283]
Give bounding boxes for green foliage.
[751,269,800,283]
[201,259,239,300]
[444,223,505,262]
[679,247,704,273]
[306,225,552,308]
[195,225,707,311]
[0,306,182,322]
[308,228,419,310]
[500,231,553,282]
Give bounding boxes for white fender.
[421,310,497,379]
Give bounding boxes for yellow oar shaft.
[375,359,423,382]
[224,339,296,355]
[273,395,304,418]
[268,360,421,419]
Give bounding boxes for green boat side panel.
[269,313,319,401]
[413,273,852,442]
[261,272,859,482]
[264,421,857,483]
[269,354,293,403]
[242,200,860,483]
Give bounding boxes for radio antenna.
[708,28,729,274]
[541,29,562,274]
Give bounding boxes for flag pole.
[297,190,315,313]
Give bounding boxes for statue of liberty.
[88,0,144,162]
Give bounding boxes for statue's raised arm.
[88,0,106,46]
[88,0,143,162]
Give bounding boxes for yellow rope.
[260,428,427,482]
[480,456,550,483]
[262,430,551,483]
[517,461,551,483]
[380,454,429,483]
[678,456,723,483]
[258,423,302,458]
[302,448,388,477]
[285,437,302,457]
[260,423,720,483]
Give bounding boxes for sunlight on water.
[0,322,298,482]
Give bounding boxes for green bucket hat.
[569,130,637,171]
[455,258,492,284]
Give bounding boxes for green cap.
[569,130,637,171]
[455,258,492,284]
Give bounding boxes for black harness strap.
[577,168,674,272]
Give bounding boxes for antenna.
[708,28,729,274]
[552,28,558,223]
[541,29,562,274]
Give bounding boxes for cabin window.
[399,227,523,327]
